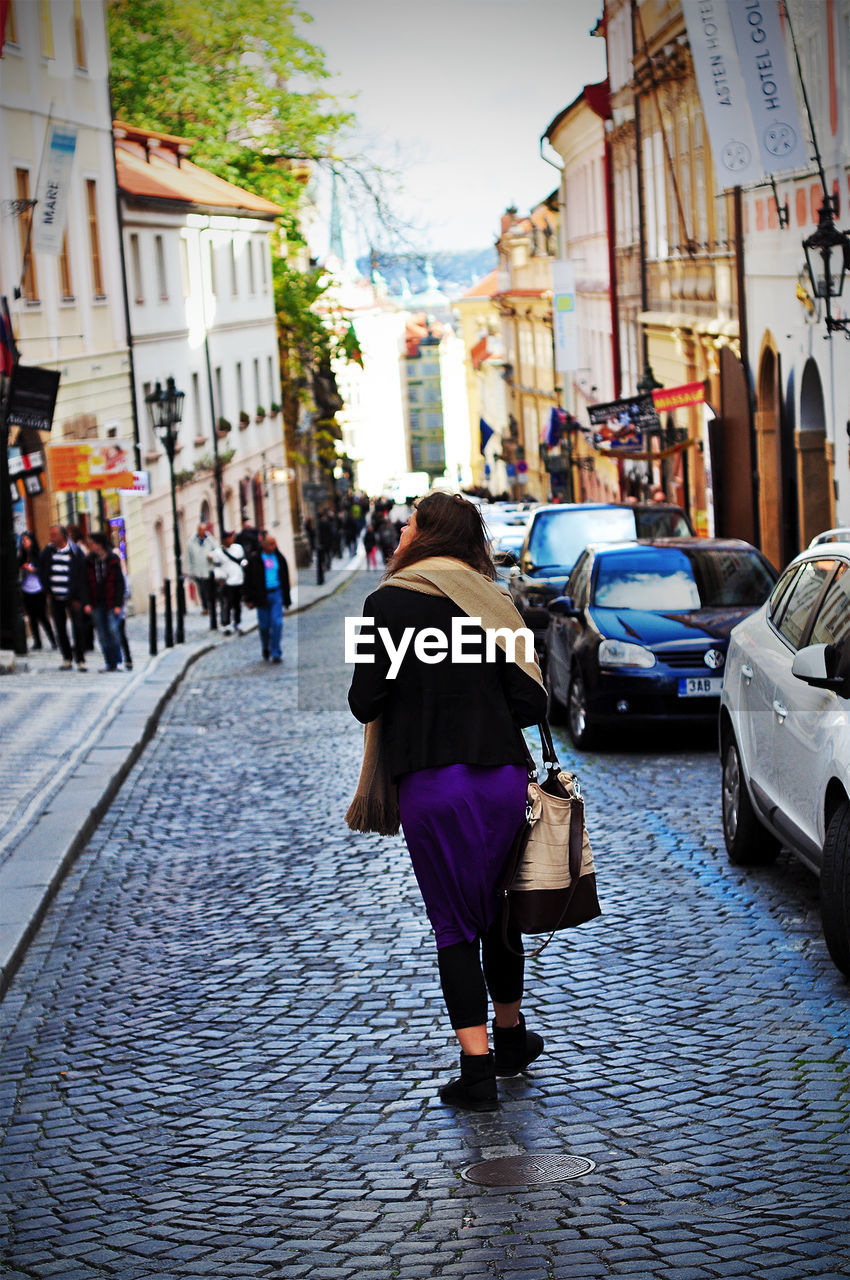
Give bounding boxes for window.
[229,240,238,295]
[267,355,274,404]
[260,241,269,290]
[235,361,244,412]
[768,563,800,619]
[253,358,261,408]
[214,367,223,420]
[208,240,217,295]
[774,559,835,649]
[155,235,167,301]
[85,179,105,297]
[58,232,73,301]
[179,237,190,298]
[73,0,86,69]
[191,373,201,435]
[130,233,143,303]
[5,0,18,46]
[809,566,850,646]
[247,240,256,293]
[14,170,38,303]
[567,551,592,609]
[38,0,53,57]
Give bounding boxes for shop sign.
[6,364,61,432]
[48,439,136,492]
[588,394,660,451]
[8,449,44,477]
[652,382,706,413]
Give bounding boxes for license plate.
[678,676,723,697]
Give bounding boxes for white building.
[740,0,850,560]
[0,0,135,549]
[115,123,295,598]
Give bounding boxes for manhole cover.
[460,1153,595,1187]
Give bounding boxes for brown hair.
[386,491,495,580]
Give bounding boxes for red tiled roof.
[461,268,500,299]
[114,123,283,217]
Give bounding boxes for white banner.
[682,0,762,189]
[551,261,578,374]
[32,124,78,255]
[728,0,809,176]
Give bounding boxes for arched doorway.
[200,498,211,529]
[755,336,784,569]
[716,345,756,542]
[797,358,833,545]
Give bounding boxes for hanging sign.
[727,0,809,176]
[652,381,706,413]
[6,364,61,431]
[588,394,660,451]
[48,440,136,492]
[32,124,78,256]
[681,0,763,189]
[551,261,578,374]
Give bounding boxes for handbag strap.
[522,718,561,779]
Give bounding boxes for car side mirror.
[549,595,580,618]
[791,643,847,693]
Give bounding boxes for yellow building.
[454,269,510,495]
[494,199,560,501]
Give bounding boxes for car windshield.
[592,547,775,610]
[527,508,637,573]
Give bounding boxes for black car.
[544,538,777,748]
[509,502,693,653]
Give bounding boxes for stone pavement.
[0,550,362,998]
[0,570,849,1278]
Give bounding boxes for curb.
[0,555,362,1001]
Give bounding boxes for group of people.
[17,524,132,673]
[185,519,291,663]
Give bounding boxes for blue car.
[544,539,777,748]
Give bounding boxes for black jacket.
[244,548,292,608]
[348,585,547,780]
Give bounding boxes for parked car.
[809,527,850,547]
[509,502,693,653]
[545,538,776,748]
[719,539,850,974]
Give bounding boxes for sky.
[298,0,606,259]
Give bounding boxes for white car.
[720,540,850,975]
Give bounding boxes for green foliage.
[106,0,352,230]
[274,257,337,380]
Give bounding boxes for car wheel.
[820,801,850,977]
[567,667,597,749]
[721,734,780,866]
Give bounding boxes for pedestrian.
[376,517,397,565]
[363,525,378,569]
[240,518,260,555]
[318,510,333,572]
[209,530,246,634]
[40,524,90,670]
[84,532,125,671]
[186,523,218,614]
[67,524,95,652]
[344,511,358,556]
[346,491,548,1112]
[244,533,291,662]
[17,531,57,651]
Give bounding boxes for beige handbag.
[503,720,601,956]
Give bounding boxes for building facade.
[115,123,295,599]
[1,0,135,553]
[454,269,511,496]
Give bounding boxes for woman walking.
[347,492,548,1112]
[18,532,56,651]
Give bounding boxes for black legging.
[436,916,524,1030]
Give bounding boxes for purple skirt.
[398,763,528,949]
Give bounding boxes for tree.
[107,0,352,228]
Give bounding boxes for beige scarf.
[345,556,544,835]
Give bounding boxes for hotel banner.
[728,0,809,176]
[32,123,78,256]
[48,440,136,492]
[681,0,762,189]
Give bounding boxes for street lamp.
[145,376,186,643]
[803,196,850,337]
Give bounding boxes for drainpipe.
[733,185,760,549]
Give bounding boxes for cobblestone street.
[0,568,848,1279]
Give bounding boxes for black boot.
[492,1012,544,1077]
[439,1050,499,1112]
